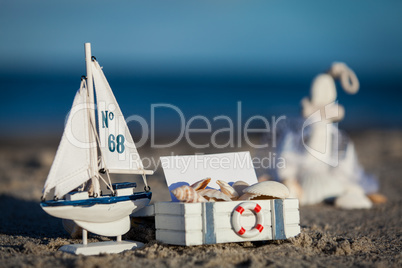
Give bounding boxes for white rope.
[142,173,149,191]
[82,80,102,197]
[82,78,115,195]
[103,164,114,193]
[98,173,114,193]
[328,62,359,94]
[88,115,115,195]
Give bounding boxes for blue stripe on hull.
[40,191,152,208]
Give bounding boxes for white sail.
[43,81,96,198]
[91,61,150,174]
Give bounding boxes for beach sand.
[0,130,401,267]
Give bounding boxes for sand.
[0,130,401,267]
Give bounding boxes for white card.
[160,151,258,201]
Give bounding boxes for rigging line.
[98,157,114,193]
[88,106,115,195]
[83,78,114,195]
[98,173,114,193]
[83,80,99,180]
[142,173,150,192]
[105,168,114,193]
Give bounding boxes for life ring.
[231,202,264,238]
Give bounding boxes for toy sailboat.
[40,43,153,255]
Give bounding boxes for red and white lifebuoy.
[231,202,264,238]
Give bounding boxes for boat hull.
[40,192,151,224]
[75,217,131,236]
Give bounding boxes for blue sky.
[0,1,401,136]
[1,1,401,75]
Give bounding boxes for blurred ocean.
[1,67,401,138]
[1,1,401,138]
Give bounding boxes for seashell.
[197,189,232,202]
[238,192,257,201]
[232,181,249,197]
[239,181,290,200]
[216,180,239,199]
[366,193,387,204]
[62,219,82,238]
[171,186,207,203]
[190,178,211,191]
[335,192,372,209]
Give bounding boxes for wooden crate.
[155,199,300,246]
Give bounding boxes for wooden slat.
[156,230,203,246]
[155,214,202,231]
[285,224,301,238]
[283,198,299,209]
[155,202,202,215]
[211,200,272,213]
[284,210,300,225]
[215,227,273,243]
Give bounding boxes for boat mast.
[85,43,101,196]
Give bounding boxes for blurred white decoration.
[257,62,379,209]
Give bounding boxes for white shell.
[216,180,239,199]
[232,181,249,197]
[197,189,231,202]
[335,183,372,209]
[335,193,372,209]
[171,186,207,203]
[190,178,211,191]
[242,181,290,200]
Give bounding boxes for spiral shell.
[171,185,208,203]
